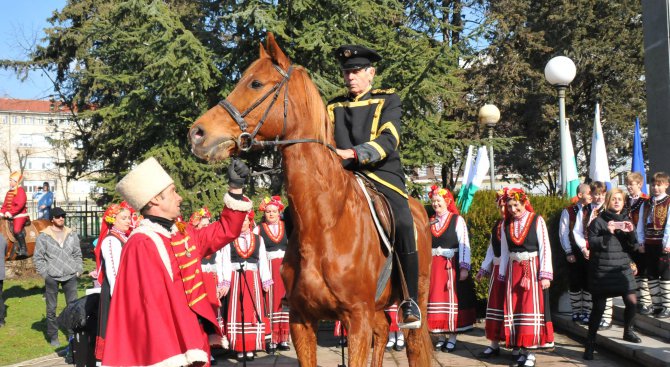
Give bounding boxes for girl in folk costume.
[384,303,405,351]
[499,188,554,367]
[0,172,30,257]
[475,190,508,358]
[191,207,229,361]
[94,202,133,361]
[427,185,476,353]
[255,196,290,353]
[220,211,273,361]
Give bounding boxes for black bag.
[57,293,100,332]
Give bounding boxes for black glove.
[228,158,249,189]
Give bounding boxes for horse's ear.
[259,42,270,59]
[266,32,291,69]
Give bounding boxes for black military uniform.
[327,45,421,328]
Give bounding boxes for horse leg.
[289,311,318,367]
[370,309,390,367]
[344,308,374,367]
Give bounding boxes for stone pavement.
[10,322,642,367]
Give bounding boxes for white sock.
[490,340,499,349]
[448,334,457,344]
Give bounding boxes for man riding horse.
[0,172,30,257]
[329,45,421,328]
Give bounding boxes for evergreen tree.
[468,0,645,194]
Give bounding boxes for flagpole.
[558,86,568,196]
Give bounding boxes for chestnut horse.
[1,218,51,261]
[190,33,432,367]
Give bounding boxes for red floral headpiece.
[428,185,459,215]
[259,196,285,212]
[95,201,134,284]
[496,188,508,207]
[502,187,534,219]
[189,206,212,226]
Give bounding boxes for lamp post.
[479,104,500,190]
[544,56,576,196]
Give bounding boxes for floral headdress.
[496,188,508,207]
[95,201,133,284]
[189,206,212,226]
[259,196,285,212]
[502,187,534,219]
[428,185,459,215]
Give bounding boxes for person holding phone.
[584,188,641,360]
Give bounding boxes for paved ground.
[11,322,642,367]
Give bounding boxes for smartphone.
[612,221,627,230]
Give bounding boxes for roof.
[0,98,75,114]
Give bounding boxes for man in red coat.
[101,157,252,367]
[0,172,30,257]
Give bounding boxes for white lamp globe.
[478,104,501,126]
[544,56,576,86]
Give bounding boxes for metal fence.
[26,199,104,242]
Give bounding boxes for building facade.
[0,98,97,206]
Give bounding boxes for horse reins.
[217,63,336,154]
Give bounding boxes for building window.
[417,166,428,177]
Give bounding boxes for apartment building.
[0,98,96,204]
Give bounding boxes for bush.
[426,190,570,310]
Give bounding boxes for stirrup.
[397,298,422,329]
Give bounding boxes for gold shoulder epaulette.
[371,88,396,95]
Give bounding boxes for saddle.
[355,173,395,250]
[1,218,38,244]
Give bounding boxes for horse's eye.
[251,80,263,89]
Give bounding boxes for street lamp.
[544,56,576,196]
[479,104,500,190]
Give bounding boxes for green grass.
[0,258,96,365]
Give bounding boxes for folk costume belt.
[432,247,458,259]
[493,257,501,265]
[232,262,258,271]
[509,251,537,262]
[267,249,285,260]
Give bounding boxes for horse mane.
[291,66,333,146]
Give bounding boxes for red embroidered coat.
[101,194,252,367]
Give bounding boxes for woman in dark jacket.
[585,188,641,360]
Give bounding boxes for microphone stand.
[237,262,263,366]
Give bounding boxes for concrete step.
[553,312,670,367]
[611,299,670,341]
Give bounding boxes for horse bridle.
[217,63,335,153]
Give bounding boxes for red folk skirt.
[503,256,554,348]
[267,256,290,343]
[485,262,505,341]
[225,267,267,352]
[427,255,476,333]
[385,304,400,332]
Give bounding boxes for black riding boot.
[398,251,421,329]
[583,340,596,360]
[15,230,28,257]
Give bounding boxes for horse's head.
[190,33,299,162]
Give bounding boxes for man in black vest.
[327,45,420,328]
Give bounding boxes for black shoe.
[516,354,527,367]
[277,342,291,351]
[623,330,642,343]
[583,341,595,360]
[266,342,276,355]
[638,304,653,315]
[245,352,255,361]
[0,321,5,328]
[441,341,456,353]
[478,346,500,359]
[434,340,445,351]
[338,337,348,347]
[656,308,670,319]
[399,299,421,329]
[394,340,405,351]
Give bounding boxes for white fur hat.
[116,157,174,211]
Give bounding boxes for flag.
[631,117,648,195]
[458,146,490,213]
[560,114,580,198]
[456,145,475,207]
[589,102,611,189]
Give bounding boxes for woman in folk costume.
[384,303,405,351]
[0,172,30,257]
[255,196,290,353]
[427,185,476,353]
[220,211,273,361]
[191,207,229,362]
[475,190,508,358]
[499,188,554,367]
[94,202,133,361]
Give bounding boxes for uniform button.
[196,269,200,274]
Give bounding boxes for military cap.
[335,45,382,70]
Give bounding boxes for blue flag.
[631,117,648,195]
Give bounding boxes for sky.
[0,0,66,100]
